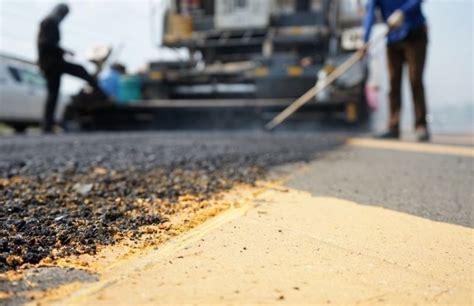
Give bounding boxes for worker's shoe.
[376,130,400,140]
[415,127,430,142]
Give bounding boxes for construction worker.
[99,63,127,101]
[362,0,430,141]
[37,3,104,133]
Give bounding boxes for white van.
[0,53,68,132]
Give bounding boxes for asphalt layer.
[2,130,472,306]
[0,131,345,273]
[0,267,98,306]
[287,145,474,228]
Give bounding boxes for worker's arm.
[399,0,423,14]
[363,0,378,43]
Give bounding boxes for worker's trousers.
[41,60,98,132]
[386,27,428,131]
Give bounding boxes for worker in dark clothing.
[37,3,103,133]
[362,0,430,141]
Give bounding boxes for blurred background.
[0,0,472,133]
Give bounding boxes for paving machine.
[143,0,370,124]
[62,0,370,131]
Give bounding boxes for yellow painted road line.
[50,187,473,305]
[431,134,474,146]
[347,138,474,158]
[51,201,256,306]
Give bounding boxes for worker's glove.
[387,10,404,29]
[358,44,369,57]
[64,49,75,57]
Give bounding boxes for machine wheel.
[11,123,28,134]
[356,82,370,122]
[62,120,83,133]
[356,61,371,123]
[61,105,83,133]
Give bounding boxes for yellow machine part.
[287,66,303,76]
[254,67,269,77]
[164,14,193,43]
[345,102,358,123]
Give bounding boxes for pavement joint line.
[51,192,262,306]
[347,138,474,157]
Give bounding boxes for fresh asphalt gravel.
[0,131,345,272]
[1,130,472,306]
[0,131,345,178]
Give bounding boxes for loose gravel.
[0,131,344,272]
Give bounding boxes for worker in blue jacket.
[362,0,429,141]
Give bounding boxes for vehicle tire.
[11,123,28,134]
[355,61,371,124]
[62,120,83,133]
[357,82,370,122]
[61,104,83,133]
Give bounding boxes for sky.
[0,0,175,69]
[0,0,473,132]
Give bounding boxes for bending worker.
[362,0,430,141]
[37,3,104,133]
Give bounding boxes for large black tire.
[357,81,370,122]
[11,123,28,134]
[61,104,83,133]
[355,60,371,124]
[61,119,83,133]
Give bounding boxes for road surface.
[0,131,472,305]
